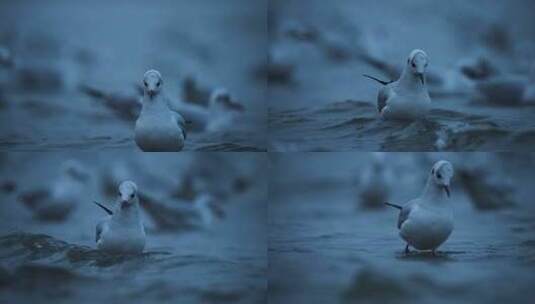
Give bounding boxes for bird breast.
[135,111,184,151]
[98,220,145,254]
[400,205,453,250]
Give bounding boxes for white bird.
[192,193,225,228]
[206,88,244,132]
[135,69,187,151]
[94,181,146,254]
[357,152,393,209]
[364,49,431,120]
[385,160,454,255]
[18,160,90,221]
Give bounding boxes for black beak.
[443,185,450,198]
[417,73,424,85]
[120,200,130,209]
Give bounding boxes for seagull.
[364,49,431,120]
[385,160,454,255]
[79,84,141,122]
[18,160,90,221]
[191,193,225,228]
[206,88,245,132]
[139,192,224,232]
[357,153,393,209]
[94,181,146,254]
[135,69,187,151]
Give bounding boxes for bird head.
[209,88,232,108]
[143,69,163,98]
[430,160,454,197]
[118,180,138,208]
[407,49,429,84]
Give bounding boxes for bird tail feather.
[93,201,113,215]
[362,74,391,85]
[384,202,402,210]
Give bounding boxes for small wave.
[0,232,170,268]
[196,143,266,151]
[320,117,376,131]
[315,100,372,114]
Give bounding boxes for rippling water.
[0,152,267,303]
[269,100,535,151]
[268,0,535,152]
[0,0,267,152]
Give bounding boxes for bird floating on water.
[94,181,146,254]
[135,69,187,151]
[364,49,431,120]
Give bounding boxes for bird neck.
[398,68,426,91]
[421,176,448,203]
[142,93,167,114]
[114,203,141,225]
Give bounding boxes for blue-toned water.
[268,153,535,303]
[268,0,535,151]
[0,152,267,303]
[0,0,267,151]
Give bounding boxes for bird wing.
[93,201,113,215]
[397,200,417,229]
[171,111,187,140]
[377,85,391,113]
[166,98,208,131]
[95,219,108,243]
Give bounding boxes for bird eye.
[130,193,135,199]
[156,81,161,87]
[411,62,416,68]
[437,173,442,179]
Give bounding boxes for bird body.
[18,160,89,221]
[135,70,186,151]
[378,81,431,120]
[398,198,453,250]
[386,160,454,253]
[95,181,145,254]
[366,49,431,120]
